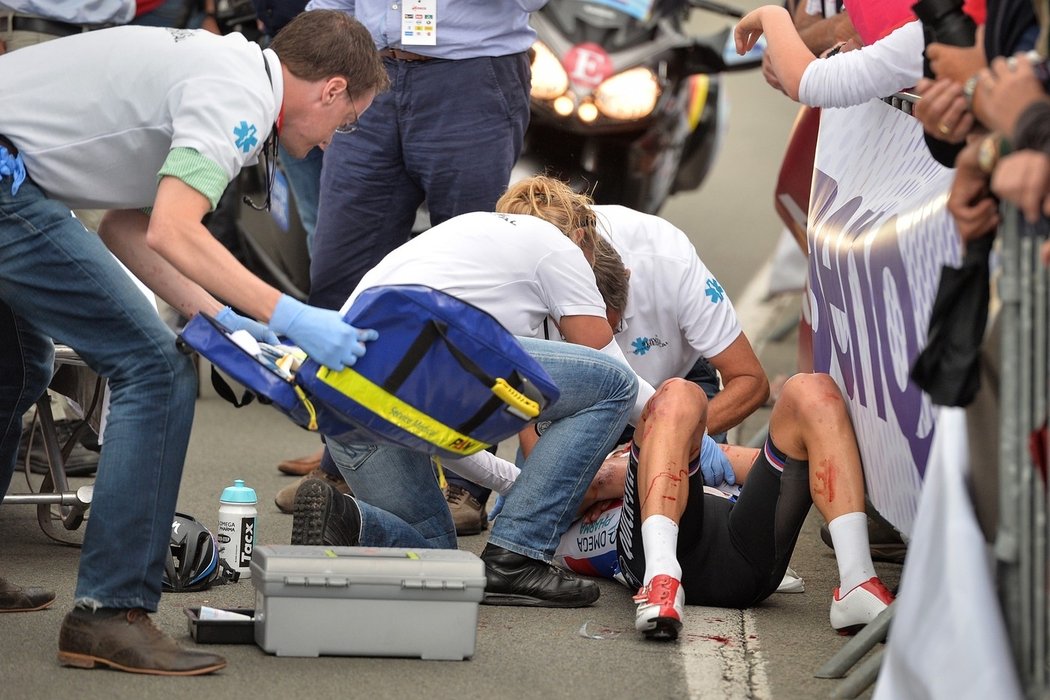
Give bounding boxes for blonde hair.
[496,175,599,255]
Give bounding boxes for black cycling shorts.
[616,437,812,608]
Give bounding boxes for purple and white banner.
[807,99,960,536]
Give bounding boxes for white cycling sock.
[641,515,682,586]
[828,511,877,593]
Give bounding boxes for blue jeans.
[0,177,197,610]
[327,338,637,561]
[308,52,531,310]
[277,144,322,253]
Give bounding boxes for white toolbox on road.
[250,544,486,660]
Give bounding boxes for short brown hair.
[496,175,599,256]
[592,235,629,314]
[270,10,389,99]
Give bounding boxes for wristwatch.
[978,133,1007,174]
[963,74,979,112]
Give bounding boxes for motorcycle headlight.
[530,42,569,101]
[593,67,660,121]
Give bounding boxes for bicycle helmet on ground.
[163,512,237,592]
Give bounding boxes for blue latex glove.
[487,493,506,522]
[215,306,279,345]
[699,433,735,486]
[268,295,378,371]
[0,147,26,195]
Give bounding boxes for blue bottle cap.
[220,479,257,504]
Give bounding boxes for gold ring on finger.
[938,122,951,135]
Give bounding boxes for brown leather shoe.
[58,608,227,675]
[275,467,353,514]
[277,448,324,476]
[446,485,488,536]
[0,576,55,612]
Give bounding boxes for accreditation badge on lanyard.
[401,0,437,46]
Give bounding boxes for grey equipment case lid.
[251,544,486,600]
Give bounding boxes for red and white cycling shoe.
[830,577,895,635]
[634,574,685,641]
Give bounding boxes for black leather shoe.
[481,543,600,608]
[58,608,226,675]
[291,478,361,546]
[0,576,54,612]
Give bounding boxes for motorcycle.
[516,0,765,215]
[232,0,764,300]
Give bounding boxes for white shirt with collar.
[0,27,280,209]
[342,211,607,337]
[593,204,742,387]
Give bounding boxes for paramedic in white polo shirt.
[292,178,654,609]
[0,10,386,675]
[590,203,767,434]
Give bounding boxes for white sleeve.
[797,21,924,108]
[444,451,521,496]
[598,337,656,426]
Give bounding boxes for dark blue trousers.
[308,52,532,310]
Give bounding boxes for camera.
[912,0,977,46]
[912,0,977,78]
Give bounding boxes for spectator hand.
[972,54,1049,137]
[735,6,775,56]
[762,51,785,94]
[991,150,1050,224]
[914,78,974,144]
[700,433,735,487]
[948,136,1000,243]
[268,295,378,371]
[215,306,279,345]
[927,41,987,84]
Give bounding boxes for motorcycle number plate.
[401,0,436,46]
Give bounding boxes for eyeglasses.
[335,89,360,134]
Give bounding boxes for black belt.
[0,15,97,37]
[378,48,434,62]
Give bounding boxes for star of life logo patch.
[233,121,259,153]
[630,335,669,356]
[705,277,725,304]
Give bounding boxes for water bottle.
[218,479,258,579]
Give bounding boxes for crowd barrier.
[804,93,1050,697]
[997,205,1050,695]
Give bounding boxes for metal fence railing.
[997,204,1050,697]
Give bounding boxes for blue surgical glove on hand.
[268,294,378,371]
[699,433,735,486]
[0,147,26,196]
[487,493,506,522]
[215,306,279,345]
